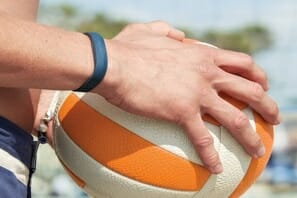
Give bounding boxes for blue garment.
[0,116,38,198]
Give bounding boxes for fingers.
[145,21,185,41]
[213,71,280,124]
[214,49,269,91]
[201,93,266,159]
[182,115,223,174]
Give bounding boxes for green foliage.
[59,4,77,17]
[38,4,273,54]
[199,25,272,54]
[76,14,127,39]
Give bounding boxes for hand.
[93,21,280,174]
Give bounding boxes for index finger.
[214,49,269,91]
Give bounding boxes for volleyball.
[53,91,273,198]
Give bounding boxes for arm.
[0,13,280,174]
[0,12,94,90]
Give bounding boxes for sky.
[41,0,297,108]
[41,0,296,31]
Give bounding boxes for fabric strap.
[74,32,108,92]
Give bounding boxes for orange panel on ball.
[60,160,86,188]
[58,93,211,191]
[229,112,273,197]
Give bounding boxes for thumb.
[146,20,185,41]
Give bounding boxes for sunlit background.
[32,0,297,197]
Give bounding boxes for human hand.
[92,21,280,174]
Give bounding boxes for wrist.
[57,31,95,90]
[74,32,108,92]
[91,39,121,98]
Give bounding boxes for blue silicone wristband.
[74,32,108,92]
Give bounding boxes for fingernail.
[211,164,223,174]
[256,146,266,158]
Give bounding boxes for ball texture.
[53,91,273,198]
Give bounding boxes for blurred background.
[32,0,297,197]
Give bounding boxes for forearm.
[0,12,93,90]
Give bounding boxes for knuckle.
[239,53,254,66]
[199,88,214,110]
[173,101,195,124]
[176,100,193,113]
[198,63,218,80]
[233,112,249,130]
[204,47,217,59]
[198,63,211,74]
[257,70,268,83]
[268,101,279,117]
[203,152,219,167]
[200,87,210,97]
[248,136,262,151]
[251,82,265,102]
[193,135,214,149]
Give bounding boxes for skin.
[0,0,40,132]
[0,0,280,174]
